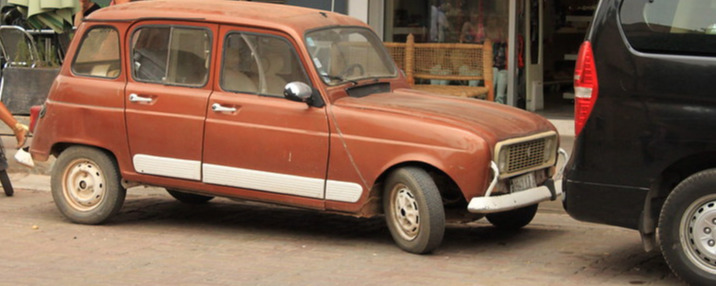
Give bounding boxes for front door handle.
[129,93,153,103]
[212,103,237,113]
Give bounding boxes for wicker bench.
[385,34,494,101]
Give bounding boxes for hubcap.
[682,194,716,274]
[391,184,420,241]
[62,159,105,211]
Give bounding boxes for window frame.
[129,24,214,88]
[220,31,311,98]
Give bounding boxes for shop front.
[379,0,597,112]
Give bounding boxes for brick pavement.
[0,117,684,285]
[0,173,682,285]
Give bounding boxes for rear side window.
[72,27,120,78]
[131,26,211,86]
[620,0,716,56]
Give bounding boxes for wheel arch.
[372,161,465,208]
[50,142,120,168]
[644,152,716,236]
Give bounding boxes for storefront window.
[386,0,508,44]
[385,0,511,103]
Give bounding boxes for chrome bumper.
[467,148,569,214]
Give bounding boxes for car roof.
[87,0,368,36]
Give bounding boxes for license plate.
[510,172,536,193]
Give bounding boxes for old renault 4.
[30,0,565,254]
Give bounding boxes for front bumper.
[467,148,568,214]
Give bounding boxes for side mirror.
[284,81,325,107]
[284,81,313,103]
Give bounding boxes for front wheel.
[659,169,716,285]
[383,167,445,254]
[486,204,538,230]
[51,146,125,224]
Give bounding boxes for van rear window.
[620,0,716,57]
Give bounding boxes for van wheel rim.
[391,184,420,241]
[682,194,716,274]
[63,159,105,211]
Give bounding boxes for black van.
[563,0,716,284]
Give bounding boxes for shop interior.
[385,0,599,115]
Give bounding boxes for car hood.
[333,88,557,145]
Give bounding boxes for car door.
[125,21,216,181]
[202,26,330,204]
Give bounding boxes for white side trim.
[325,180,363,203]
[132,156,364,202]
[203,164,325,199]
[133,154,201,181]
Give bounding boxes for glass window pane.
[621,0,716,56]
[222,33,309,97]
[131,26,211,86]
[131,27,170,82]
[72,27,120,78]
[306,27,396,85]
[167,28,211,86]
[221,33,259,93]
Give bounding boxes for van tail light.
[573,41,598,137]
[29,105,43,133]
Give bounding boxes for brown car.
[30,0,565,254]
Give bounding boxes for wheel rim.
[390,183,420,241]
[62,158,106,211]
[681,194,716,274]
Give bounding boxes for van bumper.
[562,179,647,230]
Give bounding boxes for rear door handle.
[129,93,153,103]
[212,103,237,113]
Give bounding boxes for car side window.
[221,32,309,97]
[72,26,121,78]
[131,26,211,86]
[620,0,716,56]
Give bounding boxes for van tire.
[51,146,125,224]
[659,169,716,285]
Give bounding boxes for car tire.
[659,169,716,286]
[383,167,445,254]
[167,189,214,204]
[51,146,125,224]
[486,204,538,230]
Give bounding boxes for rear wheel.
[486,204,538,230]
[383,167,445,254]
[51,146,125,224]
[659,169,716,285]
[167,189,214,204]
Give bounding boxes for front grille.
[505,139,546,173]
[495,131,557,178]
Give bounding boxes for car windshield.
[305,27,397,85]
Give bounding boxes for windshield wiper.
[322,74,345,82]
[322,74,358,86]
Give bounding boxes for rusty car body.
[30,0,565,253]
